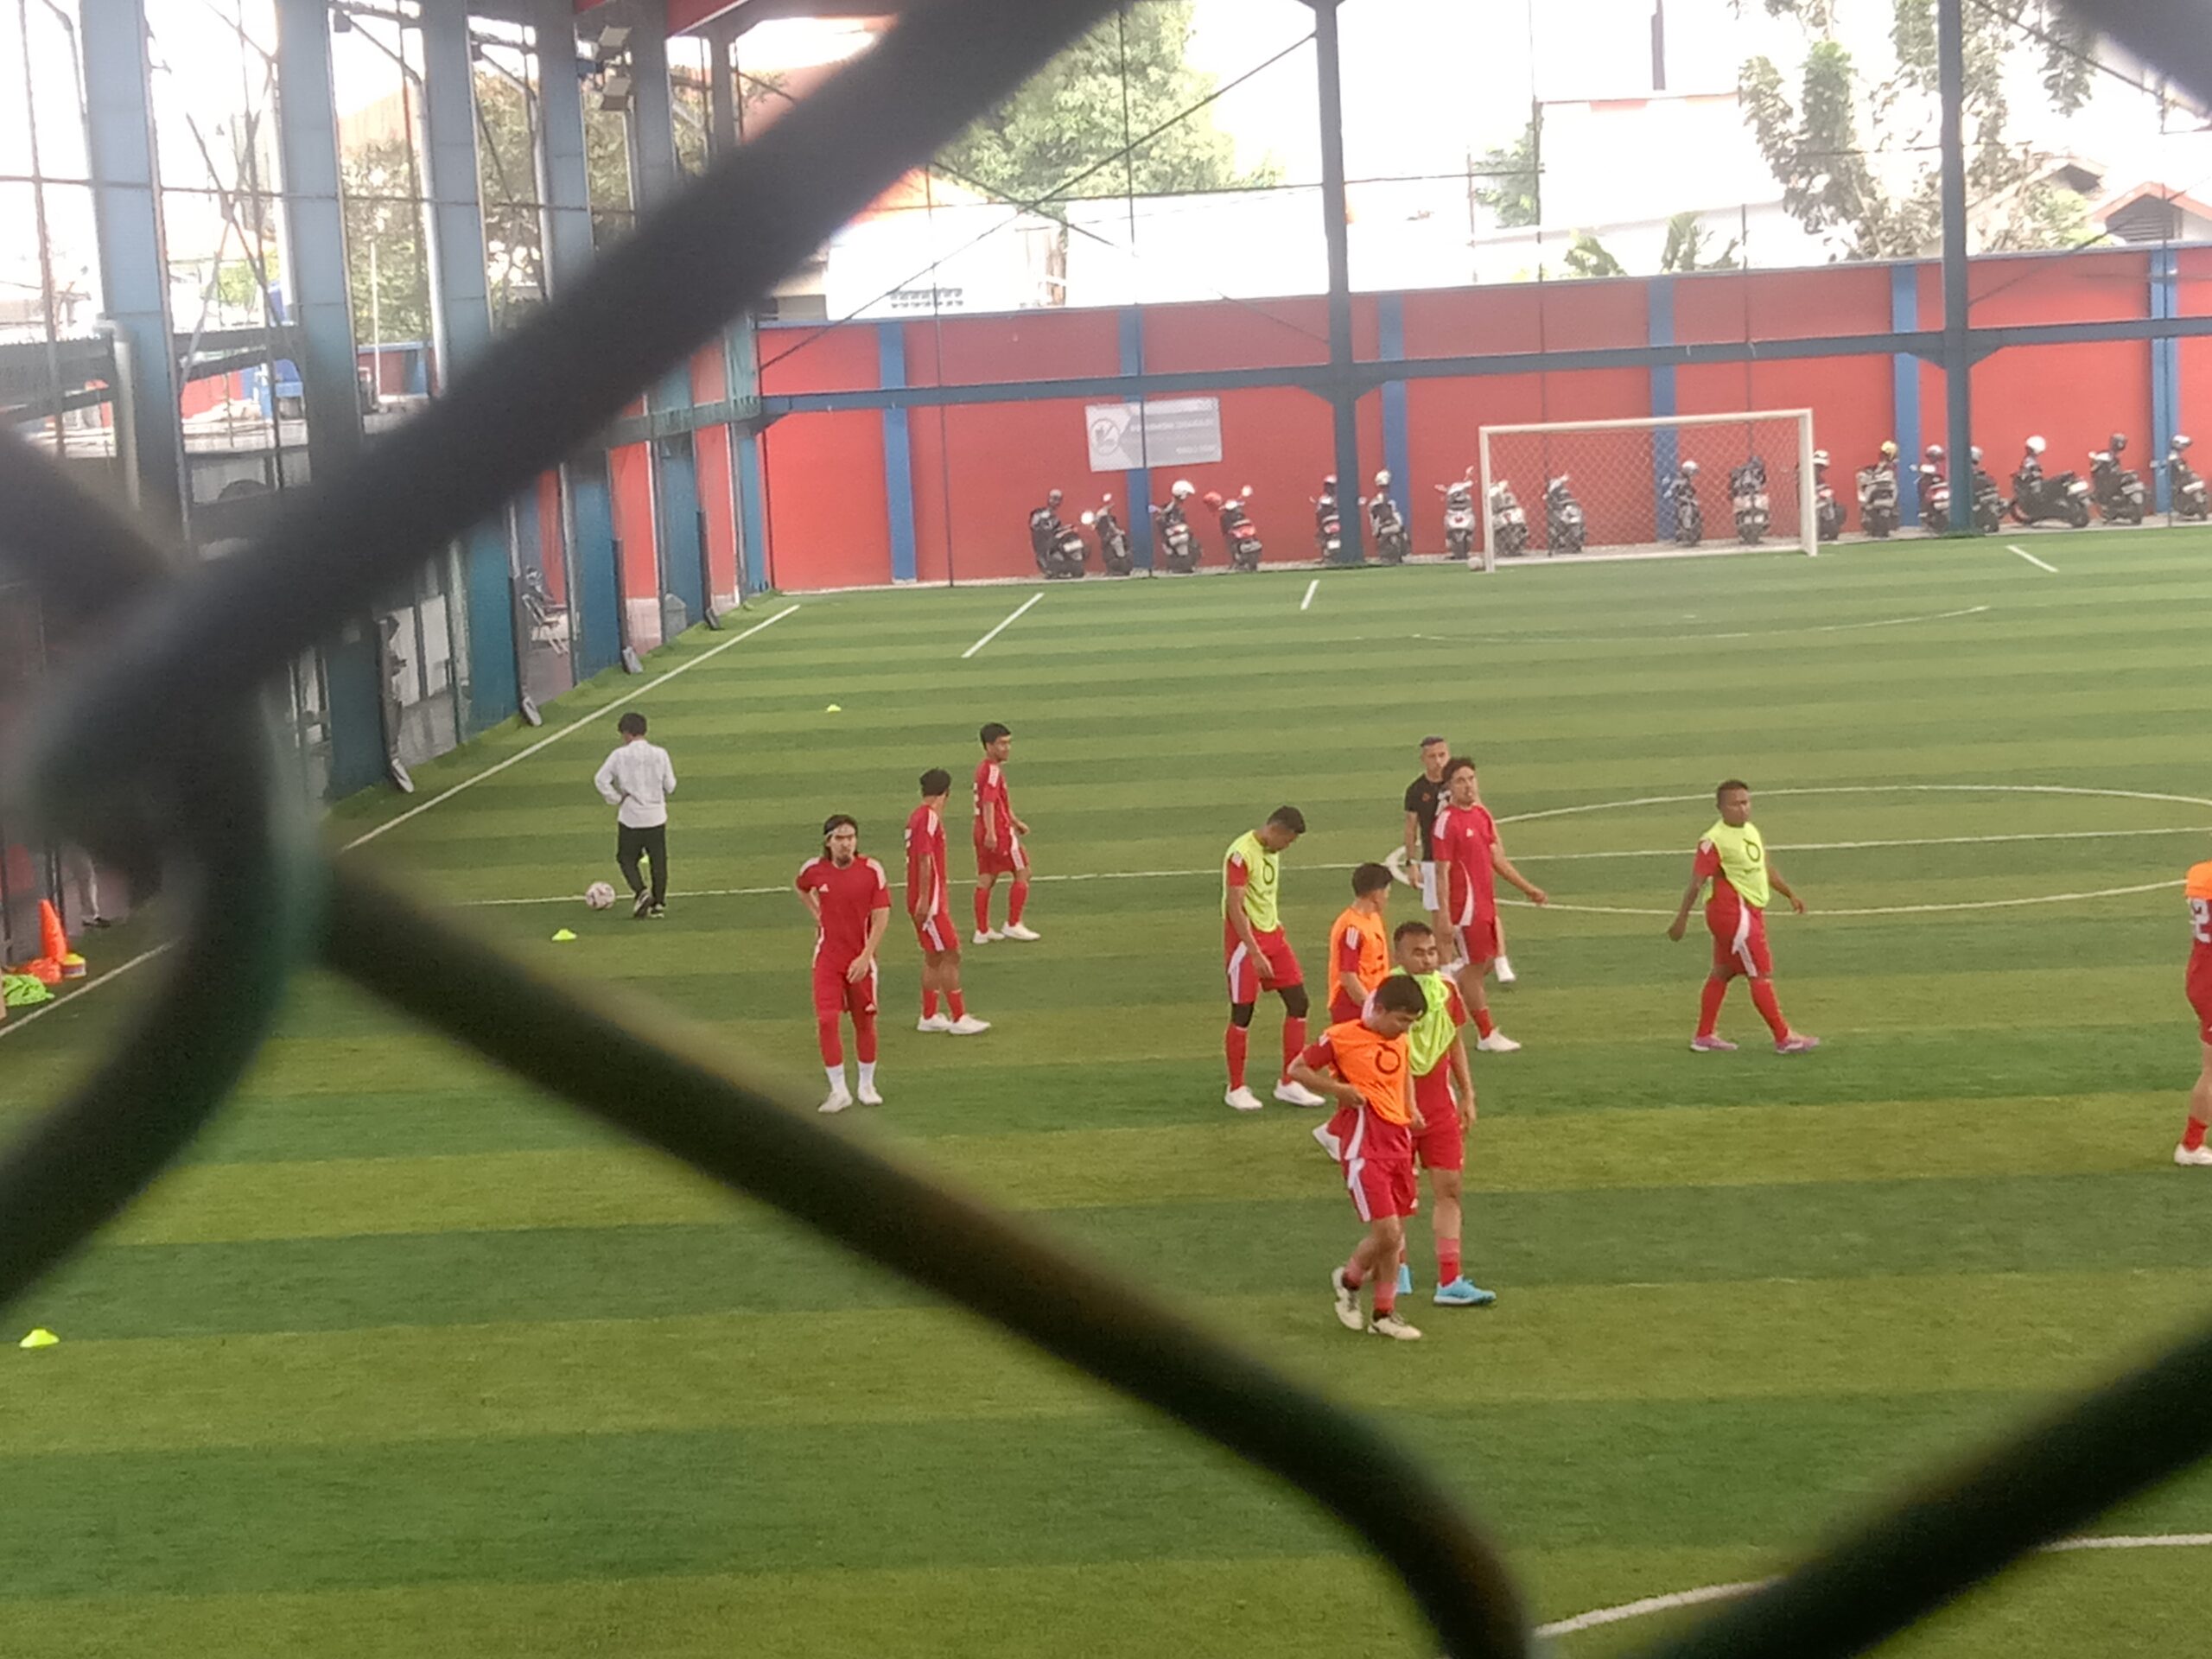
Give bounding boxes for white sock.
[825,1065,847,1094]
[858,1061,878,1091]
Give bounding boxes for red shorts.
[1449,913,1500,969]
[1340,1107,1417,1221]
[912,911,959,954]
[975,834,1029,878]
[1410,1066,1464,1171]
[1707,897,1772,980]
[812,957,880,1020]
[1225,924,1303,1002]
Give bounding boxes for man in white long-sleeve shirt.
[594,711,677,919]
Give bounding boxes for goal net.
[1475,410,1817,571]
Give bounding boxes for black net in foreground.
[0,3,2206,1656]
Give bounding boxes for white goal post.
[1474,409,1818,572]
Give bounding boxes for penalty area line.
[2007,543,2060,573]
[961,592,1044,659]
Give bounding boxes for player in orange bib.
[1325,862,1395,1023]
[2177,860,2212,1166]
[1287,975,1431,1341]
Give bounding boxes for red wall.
[691,341,739,602]
[751,251,2175,588]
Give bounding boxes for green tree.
[1471,117,1541,229]
[936,1,1278,207]
[1740,0,2098,259]
[1659,211,1742,272]
[1561,231,1626,278]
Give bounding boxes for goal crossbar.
[1476,408,1818,569]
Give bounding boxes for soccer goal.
[1474,409,1818,571]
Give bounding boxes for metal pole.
[1939,0,1975,535]
[1313,0,1363,562]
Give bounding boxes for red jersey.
[973,758,1012,848]
[2188,862,2212,1011]
[904,804,949,915]
[1432,802,1498,929]
[796,854,890,965]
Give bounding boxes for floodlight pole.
[1938,0,1977,535]
[1313,0,1363,563]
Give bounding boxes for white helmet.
[1681,459,1699,475]
[2025,435,2046,455]
[1970,445,1983,462]
[1170,479,1195,499]
[2176,434,2195,450]
[1812,448,1830,466]
[1925,443,1944,461]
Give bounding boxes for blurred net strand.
[1,0,2209,1656]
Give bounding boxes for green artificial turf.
[3,534,2209,1656]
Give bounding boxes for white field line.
[961,592,1043,658]
[1300,578,1319,612]
[1398,603,1992,647]
[2008,542,2060,573]
[1535,1533,2212,1640]
[0,608,807,1041]
[343,604,800,851]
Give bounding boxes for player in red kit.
[973,722,1039,944]
[796,814,892,1113]
[2176,860,2212,1166]
[906,769,990,1038]
[1432,757,1548,1052]
[1667,779,1817,1055]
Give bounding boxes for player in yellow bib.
[1222,807,1326,1112]
[1667,779,1817,1054]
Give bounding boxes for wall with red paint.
[751,252,2177,588]
[690,341,739,607]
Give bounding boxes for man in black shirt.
[1402,734,1516,985]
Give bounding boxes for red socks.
[1372,1275,1396,1318]
[1281,1016,1307,1079]
[2185,1119,2209,1153]
[1438,1245,1460,1286]
[948,988,966,1020]
[1225,1026,1249,1090]
[1472,1006,1496,1039]
[1749,979,1789,1040]
[1008,880,1028,925]
[1342,1255,1365,1290]
[921,989,939,1020]
[854,1013,878,1065]
[816,1014,843,1067]
[972,887,990,932]
[1697,976,1729,1038]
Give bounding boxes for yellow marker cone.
[825,703,842,713]
[19,1329,58,1350]
[551,928,578,943]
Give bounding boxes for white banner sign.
[1085,397,1224,474]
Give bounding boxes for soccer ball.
[584,882,617,911]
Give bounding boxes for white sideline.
[961,592,1043,658]
[1534,1534,2212,1640]
[0,607,804,1044]
[2008,543,2060,573]
[1300,579,1319,612]
[344,604,801,850]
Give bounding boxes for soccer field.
[4,533,2210,1656]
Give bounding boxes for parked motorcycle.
[1028,490,1084,577]
[1916,444,1950,534]
[2165,434,2209,520]
[1730,456,1772,543]
[1545,474,1586,555]
[2088,432,2146,524]
[1669,459,1704,545]
[1081,493,1134,575]
[1858,442,1901,538]
[1439,473,1482,559]
[2010,435,2091,529]
[1812,451,1845,542]
[1967,447,2005,533]
[1485,479,1529,558]
[1364,470,1410,563]
[1313,475,1345,562]
[1152,479,1201,572]
[1206,486,1265,573]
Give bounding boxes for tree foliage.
[1561,232,1626,278]
[1472,117,1541,229]
[1740,0,2100,259]
[935,1,1277,207]
[1660,212,1742,272]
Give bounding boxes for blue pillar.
[1649,275,1680,539]
[1377,292,1411,542]
[2152,247,2179,513]
[1119,306,1153,570]
[1891,263,1922,525]
[708,20,762,601]
[629,18,705,627]
[81,0,184,528]
[878,321,918,582]
[421,2,518,732]
[534,0,619,677]
[274,0,382,795]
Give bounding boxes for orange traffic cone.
[38,901,66,963]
